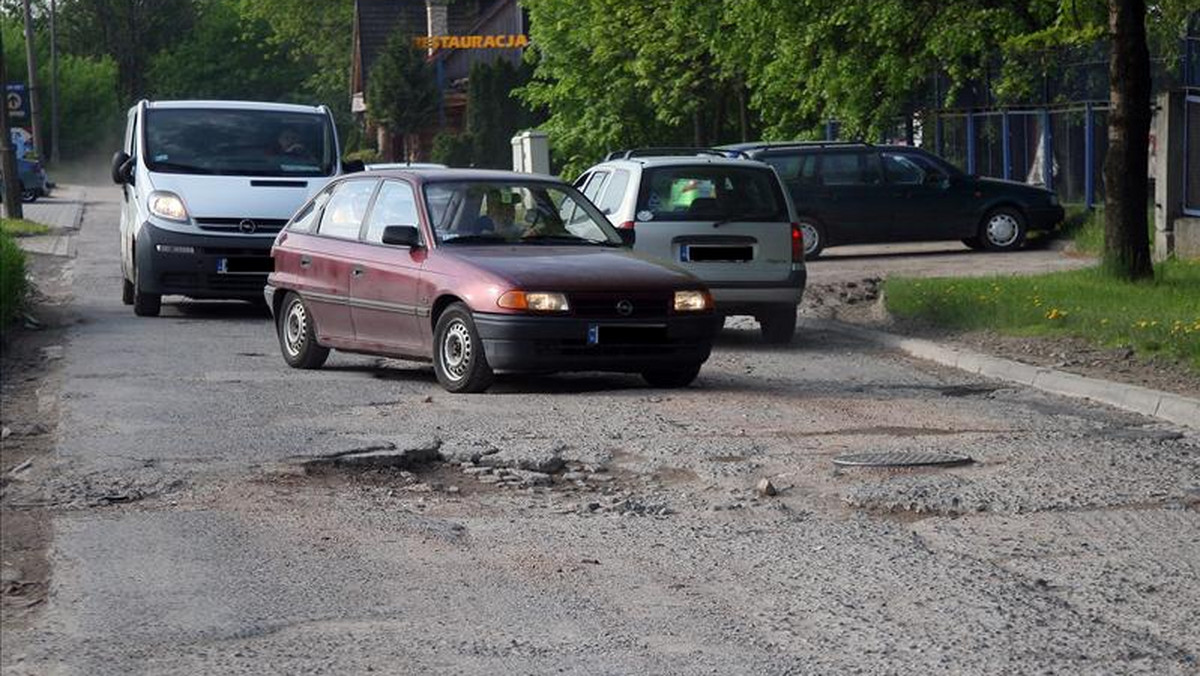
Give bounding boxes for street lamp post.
[49,0,60,165]
[21,0,44,162]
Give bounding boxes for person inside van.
[274,128,307,157]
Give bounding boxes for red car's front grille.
[568,292,671,319]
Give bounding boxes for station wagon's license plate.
[217,257,273,274]
[680,244,753,262]
[588,324,668,345]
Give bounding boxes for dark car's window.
[762,153,817,185]
[818,152,883,186]
[636,166,788,222]
[424,180,619,245]
[317,180,378,240]
[143,108,336,177]
[288,186,334,233]
[883,152,947,185]
[365,181,419,244]
[596,169,629,214]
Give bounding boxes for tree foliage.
[366,29,439,159]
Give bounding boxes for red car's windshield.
[424,180,621,246]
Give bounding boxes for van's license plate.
[217,257,273,274]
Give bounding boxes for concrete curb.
[800,318,1200,430]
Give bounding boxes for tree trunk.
[1101,0,1153,280]
[0,29,25,219]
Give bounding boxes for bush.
[343,148,381,165]
[430,132,475,168]
[0,230,27,329]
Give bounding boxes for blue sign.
[5,83,29,123]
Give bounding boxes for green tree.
[366,29,439,161]
[465,59,538,168]
[146,0,306,101]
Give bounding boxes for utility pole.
[21,0,44,161]
[49,0,60,165]
[1,29,26,219]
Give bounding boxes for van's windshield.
[143,108,336,177]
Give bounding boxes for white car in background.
[574,149,807,343]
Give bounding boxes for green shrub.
[343,148,381,165]
[0,230,28,329]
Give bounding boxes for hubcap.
[799,222,820,255]
[284,300,307,357]
[441,320,472,382]
[986,213,1019,247]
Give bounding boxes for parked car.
[719,142,1065,258]
[265,169,721,393]
[0,157,50,202]
[575,149,806,344]
[111,99,350,317]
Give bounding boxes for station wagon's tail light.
[790,223,803,262]
[497,290,571,313]
[617,221,635,230]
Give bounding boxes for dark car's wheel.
[132,255,161,317]
[121,277,134,305]
[758,305,798,344]
[979,207,1027,251]
[20,188,37,203]
[797,218,825,259]
[278,292,329,369]
[433,303,494,393]
[642,363,702,388]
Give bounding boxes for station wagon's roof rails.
[722,141,873,152]
[603,147,749,161]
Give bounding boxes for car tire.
[979,207,1027,252]
[132,255,161,317]
[20,188,37,203]
[277,292,329,369]
[433,302,494,393]
[642,363,702,388]
[797,218,825,260]
[758,305,798,344]
[121,277,134,305]
[961,236,985,250]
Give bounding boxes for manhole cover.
[832,451,973,468]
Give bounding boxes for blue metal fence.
[1186,95,1200,216]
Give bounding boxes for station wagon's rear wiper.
[712,212,779,228]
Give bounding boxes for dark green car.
[721,142,1064,259]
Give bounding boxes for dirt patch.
[1,251,73,628]
[803,277,1200,399]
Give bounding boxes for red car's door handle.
[299,256,312,269]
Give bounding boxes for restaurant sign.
[414,34,529,50]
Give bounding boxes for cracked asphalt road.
[2,187,1198,675]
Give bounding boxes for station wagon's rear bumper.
[705,267,806,313]
[1026,205,1065,231]
[473,312,720,372]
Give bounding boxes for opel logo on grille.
[238,219,258,234]
[615,300,634,316]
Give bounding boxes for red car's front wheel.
[433,303,494,393]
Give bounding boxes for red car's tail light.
[791,223,803,262]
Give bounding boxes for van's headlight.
[148,191,189,222]
[674,290,712,312]
[497,290,571,313]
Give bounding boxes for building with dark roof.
[350,0,526,160]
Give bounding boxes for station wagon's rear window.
[635,166,787,222]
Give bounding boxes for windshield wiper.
[712,212,779,228]
[519,234,605,245]
[441,234,509,244]
[147,161,214,175]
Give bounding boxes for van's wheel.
[758,305,797,344]
[121,277,134,305]
[433,302,494,393]
[132,255,161,317]
[979,207,1027,251]
[797,218,825,259]
[642,363,702,388]
[277,292,329,369]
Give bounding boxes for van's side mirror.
[342,159,365,174]
[617,228,636,247]
[381,225,421,247]
[111,150,133,184]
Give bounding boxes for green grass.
[884,260,1200,371]
[1056,204,1157,256]
[0,217,51,237]
[0,229,28,329]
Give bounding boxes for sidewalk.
[13,184,86,258]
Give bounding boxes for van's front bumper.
[136,221,275,299]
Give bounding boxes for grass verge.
[0,218,51,237]
[884,260,1200,371]
[0,229,28,328]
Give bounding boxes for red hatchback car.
[264,169,721,392]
